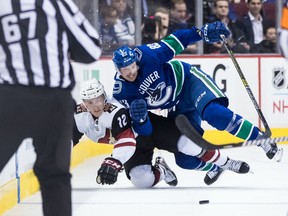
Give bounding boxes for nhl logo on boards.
[272,68,286,89]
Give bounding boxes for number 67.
[1,11,36,43]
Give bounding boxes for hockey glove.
[129,99,148,123]
[199,21,230,43]
[96,157,123,185]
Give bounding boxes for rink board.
[0,139,112,215]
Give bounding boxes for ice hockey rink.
[3,145,288,216]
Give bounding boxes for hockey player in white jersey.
[73,79,178,187]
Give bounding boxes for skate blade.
[274,147,283,162]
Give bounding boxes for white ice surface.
[3,145,288,216]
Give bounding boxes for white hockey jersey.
[74,98,136,164]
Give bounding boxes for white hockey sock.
[177,135,202,156]
[177,135,228,166]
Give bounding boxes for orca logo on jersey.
[146,82,164,101]
[145,82,173,107]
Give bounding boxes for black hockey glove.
[96,157,123,185]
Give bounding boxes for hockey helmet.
[112,45,137,69]
[80,79,106,100]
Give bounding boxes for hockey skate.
[155,157,178,186]
[204,167,224,185]
[221,158,250,174]
[258,142,283,162]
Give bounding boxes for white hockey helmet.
[79,79,106,100]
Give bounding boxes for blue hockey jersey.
[113,27,202,109]
[113,27,227,115]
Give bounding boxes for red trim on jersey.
[98,129,111,144]
[114,142,136,148]
[114,128,136,148]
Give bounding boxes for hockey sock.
[174,152,220,171]
[177,135,228,167]
[226,113,261,140]
[203,102,261,140]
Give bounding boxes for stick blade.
[175,114,288,150]
[175,114,210,149]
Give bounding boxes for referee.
[0,1,101,216]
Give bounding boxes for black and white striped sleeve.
[0,0,101,88]
[57,0,101,63]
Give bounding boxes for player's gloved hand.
[96,157,123,185]
[129,99,148,123]
[199,21,230,43]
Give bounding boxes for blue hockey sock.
[226,114,260,140]
[203,102,261,140]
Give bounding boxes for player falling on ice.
[73,79,178,187]
[111,21,283,180]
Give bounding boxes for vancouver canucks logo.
[114,48,135,64]
[147,82,164,101]
[118,49,128,57]
[145,82,172,106]
[272,68,286,89]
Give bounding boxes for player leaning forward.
[73,79,178,187]
[112,20,283,174]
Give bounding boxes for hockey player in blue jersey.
[112,21,283,182]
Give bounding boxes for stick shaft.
[220,35,271,138]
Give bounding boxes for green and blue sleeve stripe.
[168,60,185,100]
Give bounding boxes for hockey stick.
[220,35,271,138]
[175,114,288,150]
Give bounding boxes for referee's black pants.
[0,85,74,216]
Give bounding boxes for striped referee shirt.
[0,0,101,89]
